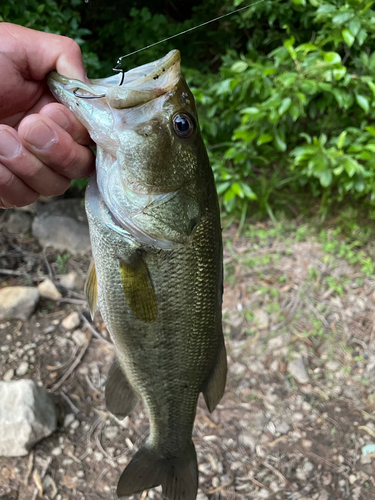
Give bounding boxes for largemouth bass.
[48,50,226,500]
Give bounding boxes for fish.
[48,50,227,500]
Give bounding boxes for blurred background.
[2,0,375,225]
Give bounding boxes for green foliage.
[2,0,375,217]
[192,0,375,217]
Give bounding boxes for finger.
[2,23,88,81]
[0,162,39,208]
[0,125,71,197]
[18,115,95,180]
[39,103,93,146]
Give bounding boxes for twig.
[307,302,330,328]
[263,461,288,486]
[60,389,81,415]
[24,451,34,485]
[57,297,87,305]
[50,333,92,391]
[43,247,54,281]
[31,456,52,500]
[271,287,301,332]
[80,313,114,349]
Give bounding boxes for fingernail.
[23,120,57,150]
[44,109,70,131]
[0,130,21,159]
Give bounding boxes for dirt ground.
[0,207,375,500]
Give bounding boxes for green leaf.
[349,18,361,37]
[279,97,292,115]
[257,133,273,145]
[356,95,369,113]
[317,4,335,13]
[332,12,353,25]
[241,107,261,115]
[231,61,248,73]
[231,183,244,198]
[344,158,358,177]
[365,126,375,136]
[216,181,231,195]
[292,0,306,5]
[337,131,347,150]
[365,144,375,152]
[320,170,332,187]
[324,52,341,64]
[342,29,355,47]
[289,103,300,121]
[241,183,257,200]
[357,29,368,46]
[274,130,287,152]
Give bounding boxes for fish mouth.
[48,50,181,109]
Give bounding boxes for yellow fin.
[118,253,157,323]
[202,341,227,412]
[84,260,98,319]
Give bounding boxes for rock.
[104,426,119,440]
[0,287,39,321]
[72,329,87,346]
[0,380,57,456]
[288,356,309,384]
[253,309,269,330]
[38,278,62,300]
[276,422,290,434]
[3,369,14,382]
[60,271,84,291]
[32,199,90,254]
[318,490,329,500]
[6,211,32,234]
[326,360,340,371]
[230,362,246,376]
[16,362,29,376]
[267,333,290,350]
[63,413,75,428]
[238,432,257,451]
[51,446,62,456]
[61,312,80,330]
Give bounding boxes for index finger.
[1,23,88,81]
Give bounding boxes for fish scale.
[48,49,226,500]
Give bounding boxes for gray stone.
[60,271,84,291]
[288,356,309,384]
[6,211,32,234]
[104,426,119,440]
[230,362,246,376]
[3,369,14,382]
[0,286,40,321]
[253,309,269,330]
[32,199,90,254]
[61,312,80,330]
[0,380,57,456]
[72,329,87,346]
[326,360,340,371]
[38,279,62,300]
[16,362,29,376]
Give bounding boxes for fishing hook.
[73,88,106,99]
[112,67,126,86]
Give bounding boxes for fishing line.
[114,0,266,68]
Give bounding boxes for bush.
[2,0,375,219]
[192,0,375,218]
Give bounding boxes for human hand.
[0,23,95,208]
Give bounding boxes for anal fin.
[84,260,98,319]
[105,359,138,419]
[202,341,227,413]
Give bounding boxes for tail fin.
[117,441,198,500]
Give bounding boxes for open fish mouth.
[48,50,181,109]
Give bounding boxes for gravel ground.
[0,208,375,500]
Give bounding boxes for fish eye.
[172,113,195,139]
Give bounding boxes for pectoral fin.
[84,260,98,319]
[118,253,157,323]
[202,342,227,413]
[105,359,138,419]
